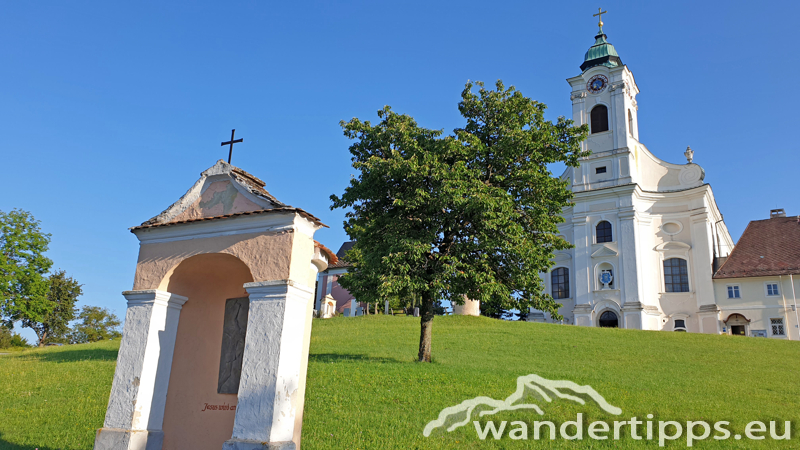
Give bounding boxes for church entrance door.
[730,325,746,336]
[599,311,619,328]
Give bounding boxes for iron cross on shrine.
[221,129,244,164]
[593,7,607,27]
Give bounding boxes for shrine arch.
[161,253,255,450]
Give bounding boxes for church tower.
[565,12,640,192]
[531,10,734,335]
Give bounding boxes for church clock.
[587,74,608,94]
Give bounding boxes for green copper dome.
[581,26,622,71]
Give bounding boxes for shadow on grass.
[310,353,402,364]
[23,348,118,364]
[0,433,63,450]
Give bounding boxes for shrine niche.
[94,160,334,450]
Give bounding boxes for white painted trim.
[123,290,188,310]
[244,279,315,301]
[720,305,789,311]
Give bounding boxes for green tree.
[0,209,53,331]
[0,326,11,348]
[0,326,30,348]
[331,81,587,362]
[71,306,121,344]
[24,270,82,346]
[10,333,30,348]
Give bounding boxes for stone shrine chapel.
[94,160,334,450]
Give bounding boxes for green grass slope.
[1,316,799,449]
[0,341,118,450]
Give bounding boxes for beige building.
[713,209,800,340]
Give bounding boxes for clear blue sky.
[2,1,797,342]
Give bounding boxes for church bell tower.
[566,11,640,193]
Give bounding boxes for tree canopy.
[71,306,121,344]
[0,209,53,330]
[332,81,588,362]
[23,270,82,346]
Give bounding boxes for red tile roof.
[314,241,338,264]
[714,215,800,279]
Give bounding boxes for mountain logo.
[423,374,622,437]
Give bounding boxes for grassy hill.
[2,315,799,449]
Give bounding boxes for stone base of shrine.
[222,438,296,450]
[93,428,163,450]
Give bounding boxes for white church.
[527,17,739,334]
[318,16,800,340]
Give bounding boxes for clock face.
[587,75,608,94]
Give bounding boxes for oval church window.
[591,105,609,134]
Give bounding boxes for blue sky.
[2,1,797,342]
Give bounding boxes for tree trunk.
[38,330,47,347]
[418,294,434,362]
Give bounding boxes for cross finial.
[593,7,607,28]
[221,129,244,164]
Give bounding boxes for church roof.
[714,215,800,279]
[581,26,622,72]
[132,159,326,230]
[325,241,355,269]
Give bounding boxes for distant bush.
[10,334,30,348]
[71,306,121,344]
[0,326,31,348]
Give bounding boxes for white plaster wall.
[715,276,800,340]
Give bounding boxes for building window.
[674,319,686,331]
[590,105,609,133]
[551,268,570,299]
[595,166,607,174]
[771,318,785,336]
[628,109,634,136]
[596,221,613,243]
[727,285,740,299]
[766,283,780,296]
[599,311,618,328]
[663,258,689,292]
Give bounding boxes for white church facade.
[528,20,737,333]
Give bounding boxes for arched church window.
[596,221,613,243]
[590,105,609,133]
[551,268,570,299]
[628,110,633,136]
[663,258,690,292]
[599,311,618,328]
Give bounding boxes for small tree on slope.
[24,270,82,345]
[331,81,588,362]
[0,209,53,333]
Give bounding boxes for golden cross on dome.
[593,7,607,27]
